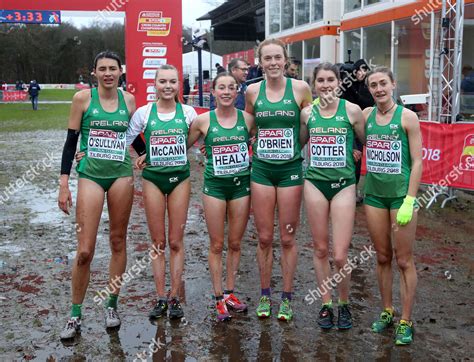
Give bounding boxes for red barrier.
[361,121,474,190]
[2,91,28,101]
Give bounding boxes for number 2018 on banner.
[422,148,441,161]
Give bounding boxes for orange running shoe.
[224,293,248,313]
[216,299,231,321]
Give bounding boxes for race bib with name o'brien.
[150,135,187,166]
[366,139,402,174]
[310,135,346,168]
[212,143,249,176]
[257,128,294,160]
[88,129,126,161]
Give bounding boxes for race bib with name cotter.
[309,134,346,168]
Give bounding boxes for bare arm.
[244,82,259,115]
[403,109,423,198]
[299,105,311,147]
[58,90,89,214]
[297,80,313,109]
[187,113,209,149]
[243,111,256,138]
[346,101,366,144]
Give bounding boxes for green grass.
[0,103,70,132]
[39,89,78,101]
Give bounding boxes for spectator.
[183,75,191,104]
[285,60,299,79]
[28,80,41,111]
[210,58,249,110]
[341,59,375,201]
[215,63,226,74]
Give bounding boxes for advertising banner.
[125,1,182,107]
[361,122,474,190]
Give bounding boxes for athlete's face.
[367,72,396,105]
[155,69,179,100]
[314,69,339,100]
[94,58,122,89]
[259,44,287,79]
[212,76,238,108]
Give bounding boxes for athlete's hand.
[396,195,415,226]
[135,154,146,169]
[199,143,208,157]
[352,149,362,162]
[58,185,73,215]
[75,151,85,163]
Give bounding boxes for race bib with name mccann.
[212,142,249,176]
[150,135,187,166]
[257,128,294,160]
[88,129,126,161]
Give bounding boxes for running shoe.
[395,320,414,345]
[337,304,352,329]
[168,298,184,319]
[216,300,231,321]
[225,293,248,313]
[256,296,271,318]
[371,309,394,333]
[60,317,81,340]
[149,300,168,319]
[318,305,334,329]
[105,307,121,328]
[277,298,293,321]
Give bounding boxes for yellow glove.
[312,97,320,106]
[396,195,415,226]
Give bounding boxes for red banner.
[2,91,28,101]
[361,122,474,190]
[222,49,255,68]
[125,1,182,107]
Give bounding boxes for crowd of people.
[58,39,422,347]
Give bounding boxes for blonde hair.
[155,64,180,102]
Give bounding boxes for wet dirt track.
[0,130,473,360]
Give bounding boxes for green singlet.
[304,99,356,200]
[77,88,132,191]
[203,110,250,201]
[142,103,190,195]
[253,78,301,164]
[364,105,411,199]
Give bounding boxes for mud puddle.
[0,130,473,360]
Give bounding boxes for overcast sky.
[61,0,225,29]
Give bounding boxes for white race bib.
[366,139,402,174]
[309,135,346,168]
[149,135,187,167]
[88,129,126,161]
[257,128,294,160]
[212,142,249,176]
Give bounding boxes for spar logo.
[90,129,117,139]
[213,144,240,154]
[311,136,336,144]
[459,134,474,171]
[392,141,401,150]
[151,135,178,145]
[259,129,292,138]
[367,140,391,150]
[337,136,344,144]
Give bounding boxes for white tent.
[182,50,222,88]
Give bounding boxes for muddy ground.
[0,130,473,361]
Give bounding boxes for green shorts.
[203,175,250,201]
[251,159,303,187]
[78,172,118,192]
[364,194,404,210]
[306,177,356,201]
[142,168,190,195]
